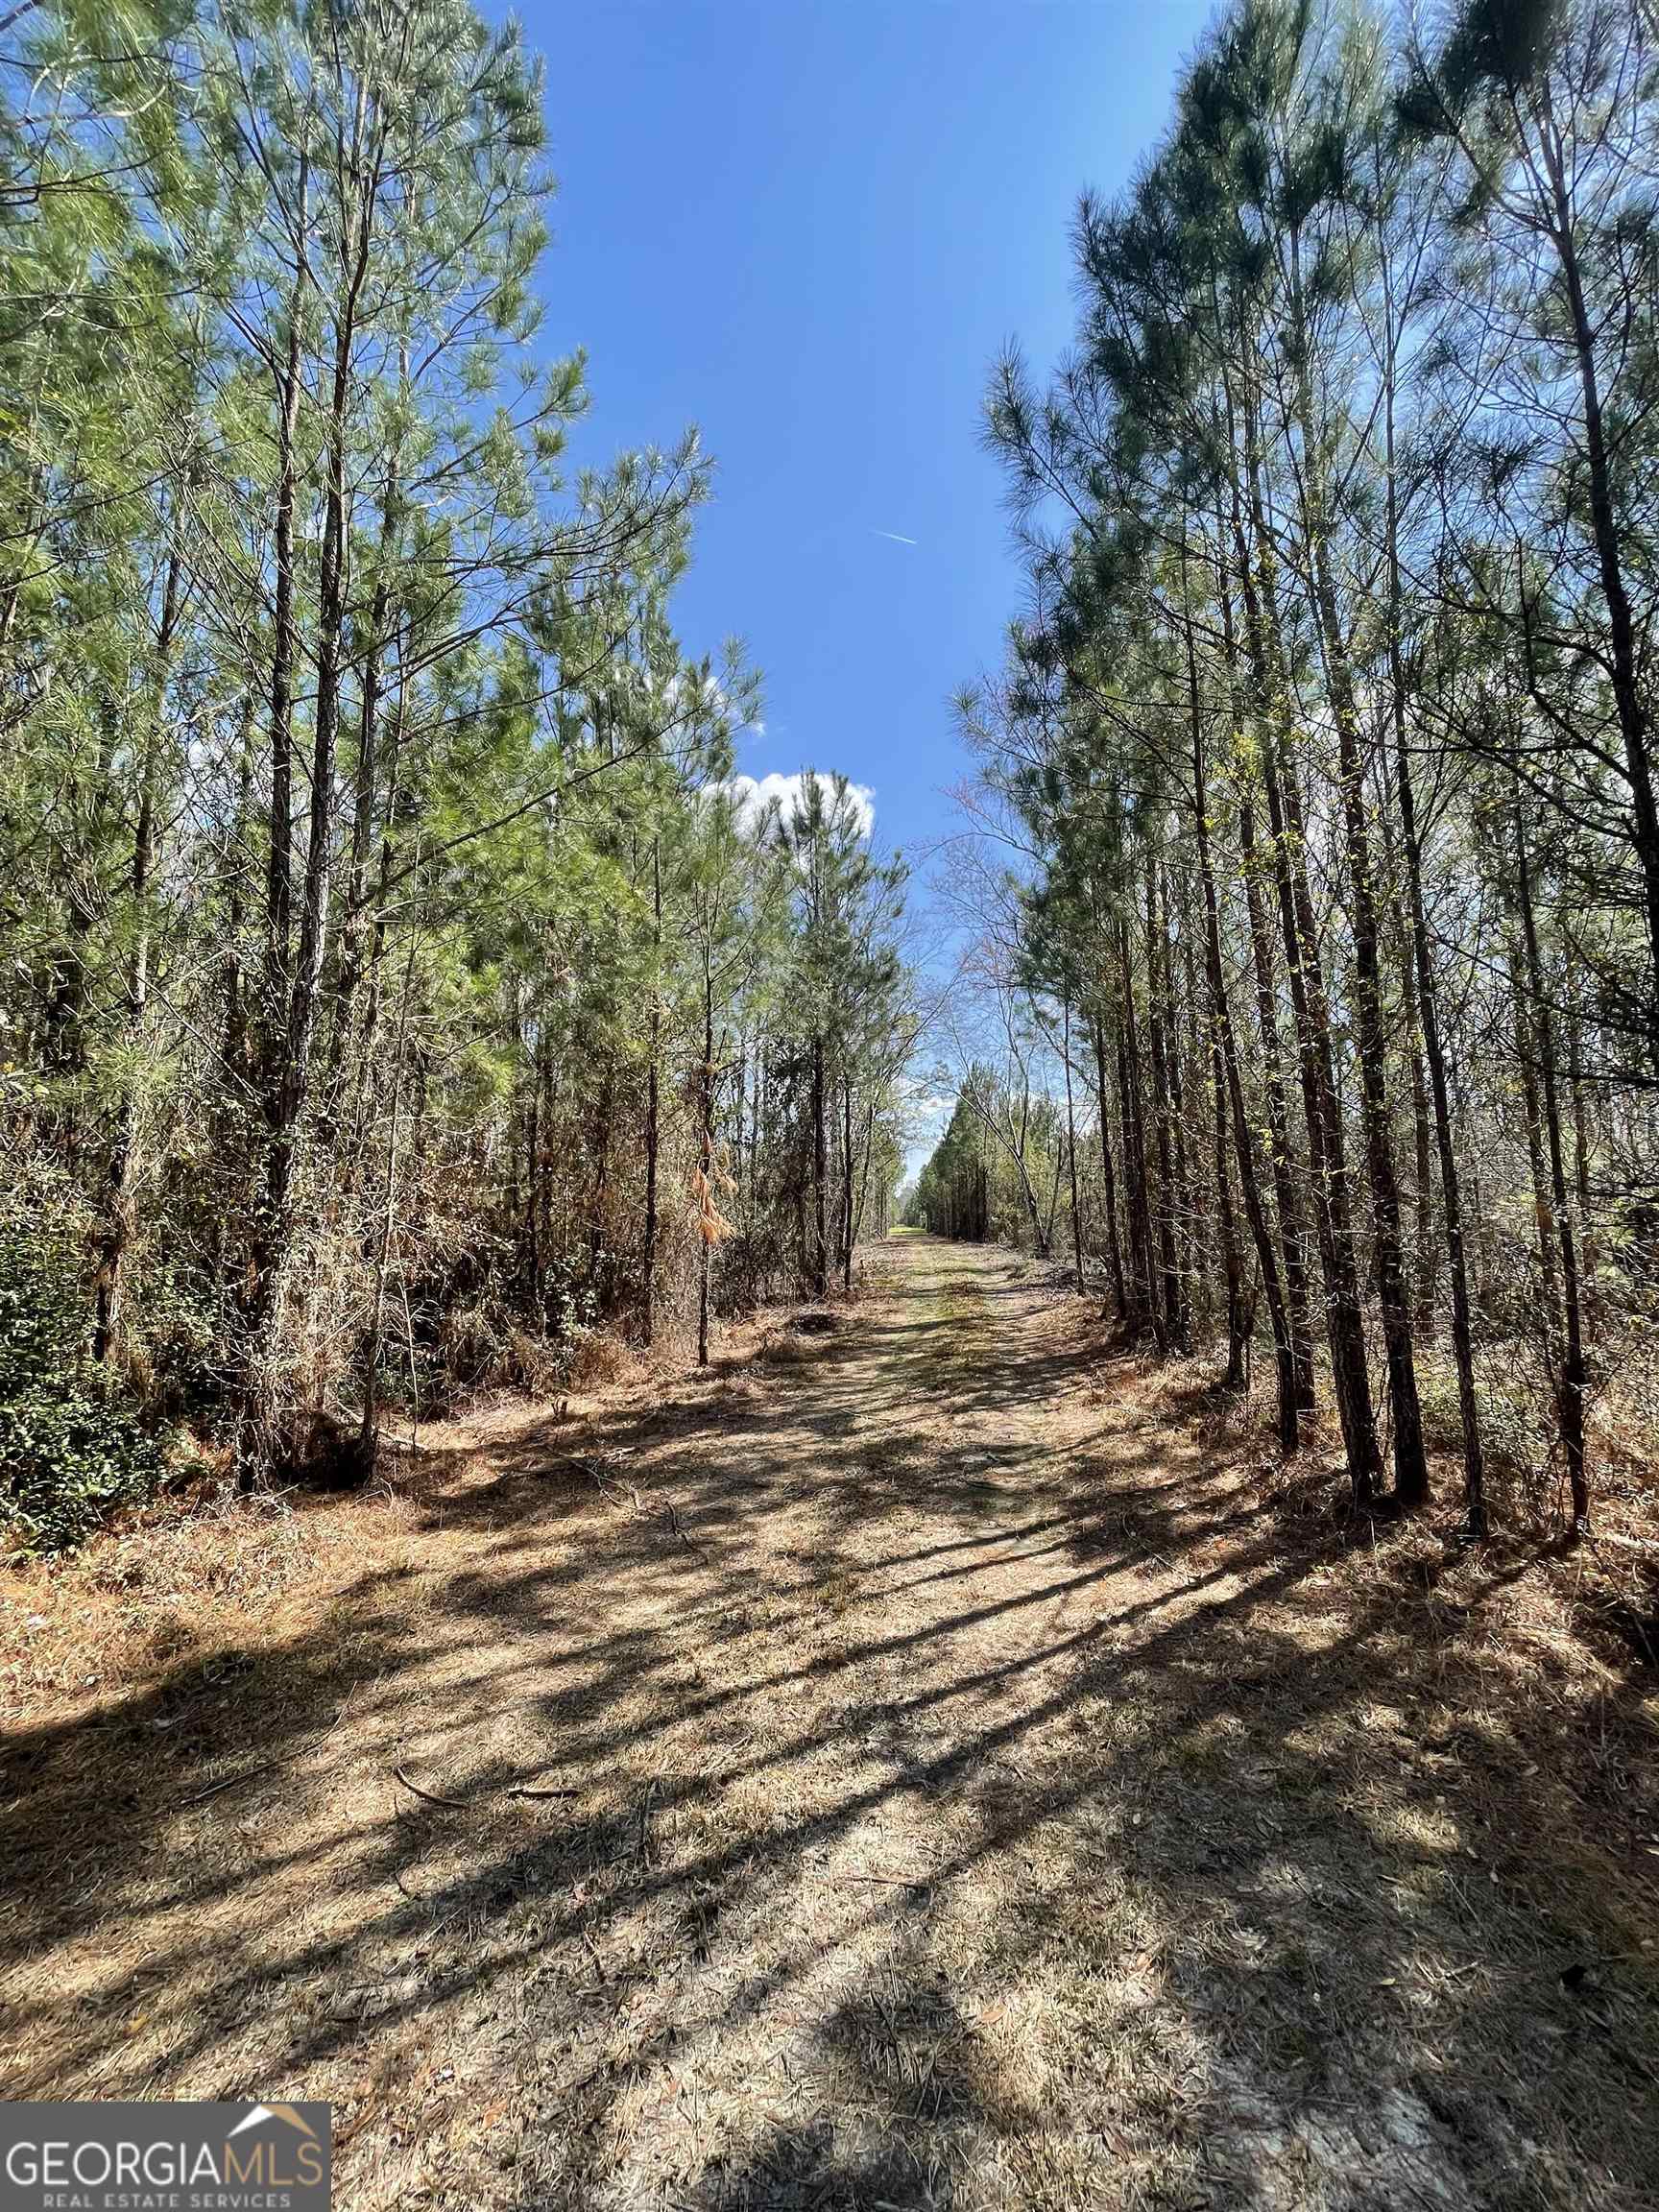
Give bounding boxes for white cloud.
[727,771,876,841]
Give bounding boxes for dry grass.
[3,1244,1657,2211]
[566,1328,651,1394]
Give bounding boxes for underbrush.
[1122,1311,1659,1675]
[0,1223,174,1552]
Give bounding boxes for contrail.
[871,528,918,546]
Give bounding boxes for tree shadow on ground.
[3,1239,1656,2211]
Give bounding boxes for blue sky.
[525,0,1211,870]
[517,1,1212,1173]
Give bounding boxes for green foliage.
[0,1226,168,1552]
[961,0,1659,1523]
[0,0,918,1488]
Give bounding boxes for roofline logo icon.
[228,2104,321,2143]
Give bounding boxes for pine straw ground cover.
[2,1238,1657,2211]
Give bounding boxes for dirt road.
[5,1237,1657,2209]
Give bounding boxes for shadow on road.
[3,1237,1656,2210]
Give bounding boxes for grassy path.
[4,1237,1657,2209]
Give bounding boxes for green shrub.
[1418,1349,1550,1506]
[0,1225,168,1551]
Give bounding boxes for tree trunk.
[361,938,417,1459]
[852,1095,878,1256]
[329,394,404,1089]
[698,951,714,1366]
[642,838,661,1346]
[1063,997,1084,1294]
[1144,859,1186,1352]
[1186,589,1286,1426]
[841,1071,855,1294]
[1510,930,1561,1324]
[1156,862,1192,1352]
[1513,803,1590,1531]
[1383,365,1485,1528]
[1216,515,1316,1413]
[1091,1009,1128,1321]
[94,540,181,1364]
[1118,943,1161,1346]
[1232,387,1381,1505]
[1286,235,1425,1507]
[812,1032,828,1298]
[262,204,307,1088]
[241,121,378,1476]
[1545,116,1659,1051]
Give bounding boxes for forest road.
[5,1235,1658,2210]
